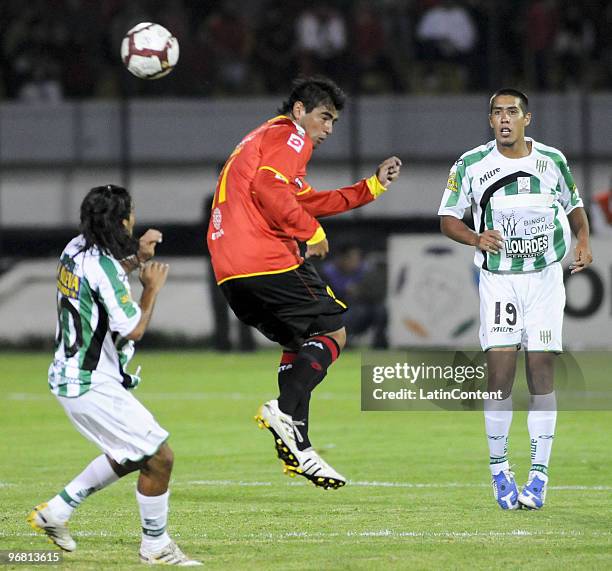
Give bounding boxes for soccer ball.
[121,23,179,80]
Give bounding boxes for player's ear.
[292,101,305,120]
[524,112,532,127]
[488,114,494,129]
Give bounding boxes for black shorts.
[220,261,347,348]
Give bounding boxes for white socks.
[137,490,171,553]
[484,396,513,475]
[528,392,557,477]
[48,455,119,521]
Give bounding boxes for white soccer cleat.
[255,400,346,490]
[139,540,202,566]
[27,502,77,552]
[299,447,346,490]
[255,399,303,471]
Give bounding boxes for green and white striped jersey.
[438,138,583,272]
[49,235,142,397]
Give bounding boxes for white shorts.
[56,380,169,465]
[479,262,565,352]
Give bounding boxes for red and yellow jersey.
[207,116,387,284]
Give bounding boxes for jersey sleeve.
[94,256,141,337]
[252,125,322,242]
[296,175,385,218]
[555,152,583,214]
[438,159,472,218]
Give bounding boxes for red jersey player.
[207,77,401,489]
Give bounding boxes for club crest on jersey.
[536,159,548,173]
[287,133,305,153]
[539,329,552,344]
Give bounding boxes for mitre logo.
[480,168,500,185]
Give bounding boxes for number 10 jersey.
[50,235,141,397]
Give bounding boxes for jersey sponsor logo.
[518,176,531,193]
[479,168,501,185]
[56,260,80,299]
[505,235,549,258]
[523,216,555,235]
[446,170,458,193]
[287,133,305,153]
[211,207,225,240]
[536,159,548,173]
[495,211,522,236]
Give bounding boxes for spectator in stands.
[415,0,477,91]
[200,1,253,94]
[321,245,388,349]
[296,2,347,82]
[252,2,296,94]
[352,2,404,93]
[525,0,559,91]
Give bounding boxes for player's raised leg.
[27,455,120,551]
[484,349,519,510]
[257,328,347,489]
[519,352,557,510]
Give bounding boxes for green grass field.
[1,351,611,570]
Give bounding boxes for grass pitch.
[1,351,611,570]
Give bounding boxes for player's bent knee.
[150,443,174,474]
[326,327,346,351]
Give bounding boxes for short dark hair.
[79,184,138,260]
[489,88,529,114]
[278,76,346,115]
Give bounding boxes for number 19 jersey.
[50,235,141,397]
[438,138,583,272]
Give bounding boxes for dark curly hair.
[79,184,138,260]
[278,76,346,115]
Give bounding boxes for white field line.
[182,479,612,492]
[4,529,610,540]
[6,392,348,401]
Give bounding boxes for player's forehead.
[490,95,522,112]
[310,103,339,120]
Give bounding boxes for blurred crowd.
[2,0,612,101]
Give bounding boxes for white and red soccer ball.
[121,23,179,80]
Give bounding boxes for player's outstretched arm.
[568,207,593,274]
[126,261,169,341]
[440,216,504,254]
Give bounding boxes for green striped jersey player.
[438,88,592,512]
[438,138,583,272]
[50,236,142,397]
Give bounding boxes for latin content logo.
[505,235,549,258]
[480,168,500,185]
